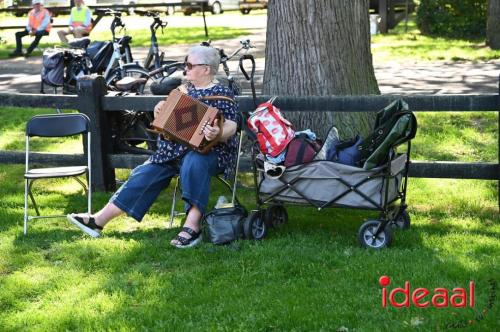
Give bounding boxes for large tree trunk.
[487,0,500,49]
[263,0,380,139]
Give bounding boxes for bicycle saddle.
[115,76,147,92]
[68,37,91,50]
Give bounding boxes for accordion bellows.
[150,89,222,153]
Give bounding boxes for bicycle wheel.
[106,65,158,154]
[106,64,153,94]
[113,110,157,153]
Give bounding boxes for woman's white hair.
[188,46,220,75]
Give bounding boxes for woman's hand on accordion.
[203,119,220,141]
[153,101,165,119]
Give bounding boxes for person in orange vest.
[9,0,51,57]
[57,0,93,44]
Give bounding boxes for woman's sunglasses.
[184,62,208,70]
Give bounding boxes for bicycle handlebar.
[151,19,168,32]
[223,39,255,62]
[95,8,122,17]
[110,14,125,36]
[149,61,184,76]
[134,9,160,17]
[201,39,254,64]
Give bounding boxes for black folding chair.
[168,112,245,228]
[24,113,92,235]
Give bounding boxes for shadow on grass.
[2,198,498,330]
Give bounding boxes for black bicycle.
[134,9,180,75]
[57,9,135,94]
[202,39,255,96]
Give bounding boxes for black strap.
[239,54,257,108]
[182,227,199,237]
[176,227,200,245]
[198,95,236,104]
[74,216,103,230]
[296,135,308,164]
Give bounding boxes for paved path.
[1,14,499,95]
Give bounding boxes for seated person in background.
[67,46,238,249]
[57,0,92,43]
[9,0,51,57]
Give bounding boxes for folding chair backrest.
[26,113,90,138]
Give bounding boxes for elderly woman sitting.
[67,46,238,248]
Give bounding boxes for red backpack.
[284,134,322,167]
[247,98,295,157]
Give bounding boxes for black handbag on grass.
[203,205,248,245]
[202,112,249,245]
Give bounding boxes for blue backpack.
[327,135,364,166]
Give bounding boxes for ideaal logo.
[378,276,497,329]
[379,275,475,308]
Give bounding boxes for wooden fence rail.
[0,76,498,203]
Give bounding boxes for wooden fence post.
[77,75,116,192]
[379,0,388,33]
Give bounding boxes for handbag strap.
[198,95,236,104]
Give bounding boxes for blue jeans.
[110,151,221,222]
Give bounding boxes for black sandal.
[67,214,103,238]
[171,227,202,248]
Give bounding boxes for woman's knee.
[182,152,213,174]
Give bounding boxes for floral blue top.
[149,83,238,178]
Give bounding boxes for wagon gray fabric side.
[259,154,407,209]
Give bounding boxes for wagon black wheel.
[264,205,288,228]
[392,210,411,230]
[244,211,267,240]
[358,220,393,249]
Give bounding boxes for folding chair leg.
[24,179,29,235]
[87,179,92,216]
[169,177,180,228]
[73,175,91,215]
[27,180,40,216]
[74,177,87,194]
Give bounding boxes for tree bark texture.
[487,0,500,49]
[263,0,380,138]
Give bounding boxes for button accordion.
[150,89,230,153]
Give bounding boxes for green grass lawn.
[371,15,500,62]
[0,107,498,331]
[0,26,248,59]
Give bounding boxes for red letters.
[450,288,467,307]
[380,276,475,309]
[389,281,410,308]
[412,288,430,307]
[432,288,449,308]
